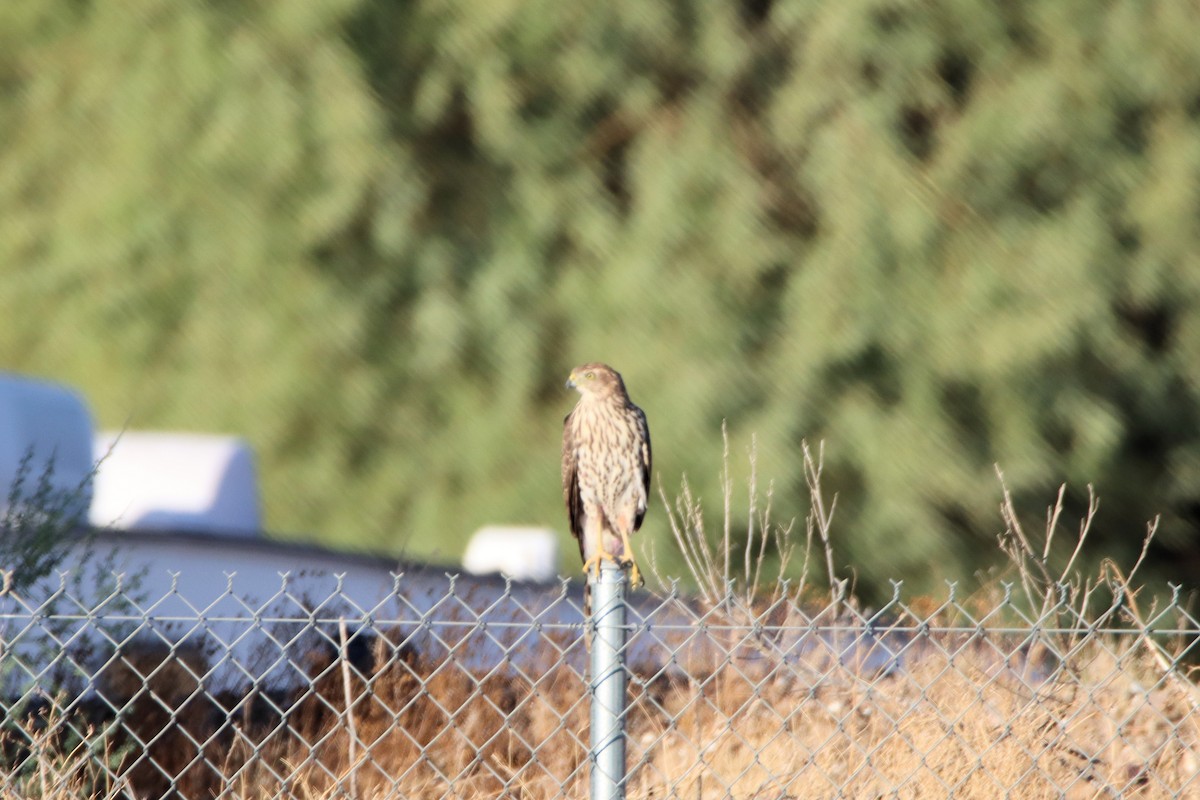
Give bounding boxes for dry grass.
[3,439,1199,798]
[636,635,1200,798]
[5,622,1198,799]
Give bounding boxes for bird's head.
[566,362,626,401]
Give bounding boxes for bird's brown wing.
[562,410,586,561]
[632,403,652,531]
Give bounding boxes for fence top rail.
[0,608,1195,639]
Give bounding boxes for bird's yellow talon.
[619,528,642,589]
[582,549,619,580]
[626,560,642,589]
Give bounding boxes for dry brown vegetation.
[4,614,1199,800]
[4,442,1199,798]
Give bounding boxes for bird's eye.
[585,371,595,380]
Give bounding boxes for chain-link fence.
[2,568,1198,799]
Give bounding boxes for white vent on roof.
[463,525,560,582]
[90,432,261,536]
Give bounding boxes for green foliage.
[3,0,1200,598]
[1,451,90,593]
[1,448,145,688]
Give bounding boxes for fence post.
[589,560,628,800]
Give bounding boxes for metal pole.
[590,560,628,800]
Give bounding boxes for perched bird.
[561,362,651,615]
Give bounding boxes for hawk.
[561,362,651,614]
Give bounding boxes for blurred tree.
[3,0,1200,599]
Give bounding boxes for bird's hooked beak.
[565,373,577,390]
